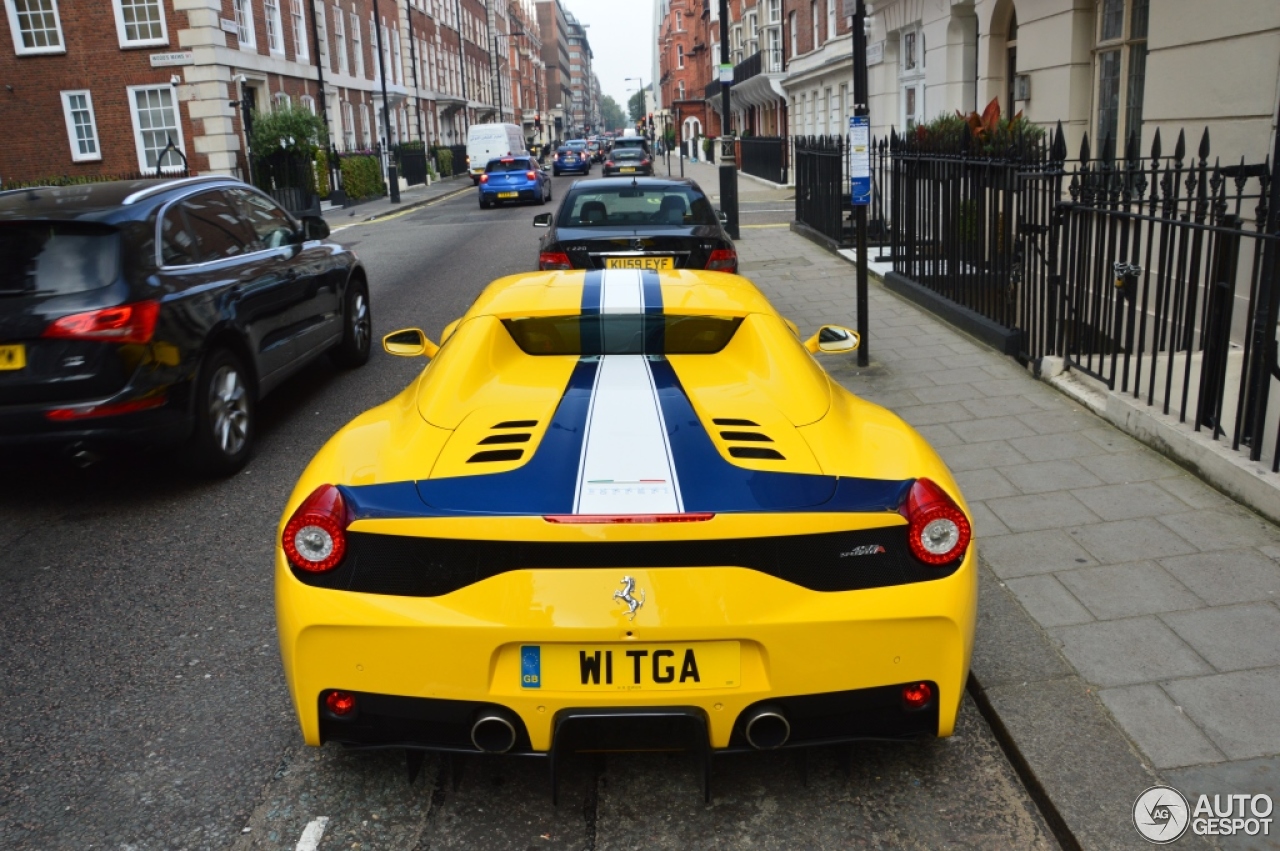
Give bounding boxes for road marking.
[740,223,790,229]
[295,816,329,851]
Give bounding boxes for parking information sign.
[849,115,871,206]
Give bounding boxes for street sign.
[848,115,871,207]
[719,64,733,84]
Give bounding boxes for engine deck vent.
[713,418,759,427]
[719,431,772,442]
[468,449,524,463]
[493,420,538,429]
[479,433,531,445]
[728,447,786,460]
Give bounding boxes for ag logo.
[1133,785,1190,844]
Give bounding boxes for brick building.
[657,0,712,157]
[0,0,586,185]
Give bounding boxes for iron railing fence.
[794,135,849,247]
[879,121,1280,470]
[740,136,788,184]
[256,148,320,216]
[447,144,468,176]
[394,143,429,186]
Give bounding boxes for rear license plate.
[620,167,636,173]
[498,191,519,199]
[522,642,739,691]
[604,257,674,270]
[0,343,25,371]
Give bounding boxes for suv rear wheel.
[329,278,371,368]
[186,347,254,476]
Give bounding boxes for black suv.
[0,176,370,474]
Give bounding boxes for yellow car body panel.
[277,268,977,759]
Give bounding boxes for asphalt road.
[0,174,1057,851]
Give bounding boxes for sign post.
[850,0,870,366]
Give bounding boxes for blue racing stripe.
[339,357,911,520]
[641,269,663,314]
[647,358,911,514]
[581,268,603,315]
[342,358,600,519]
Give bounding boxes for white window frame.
[273,90,290,108]
[233,0,256,51]
[677,44,684,69]
[291,0,308,61]
[827,0,836,43]
[391,26,402,85]
[675,9,682,32]
[342,100,356,148]
[60,89,101,162]
[677,79,684,100]
[789,10,797,59]
[126,84,185,173]
[5,0,66,55]
[767,0,780,25]
[350,12,363,78]
[810,1,817,51]
[300,94,315,114]
[112,0,168,49]
[263,0,284,55]
[333,5,347,75]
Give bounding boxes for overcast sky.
[563,0,657,112]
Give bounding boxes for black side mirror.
[716,209,728,226]
[301,215,330,241]
[533,213,553,228]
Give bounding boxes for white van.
[466,123,527,183]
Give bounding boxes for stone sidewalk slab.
[670,161,1279,846]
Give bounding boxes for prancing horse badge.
[613,575,645,620]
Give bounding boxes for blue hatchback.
[552,146,592,176]
[478,155,550,209]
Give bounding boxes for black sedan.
[0,176,370,474]
[533,177,738,273]
[602,147,654,177]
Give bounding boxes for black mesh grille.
[728,447,785,460]
[294,526,960,596]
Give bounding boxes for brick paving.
[678,157,1280,834]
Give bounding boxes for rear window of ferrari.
[503,314,742,355]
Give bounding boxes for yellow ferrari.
[276,268,976,794]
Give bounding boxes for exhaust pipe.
[743,705,790,750]
[63,442,101,468]
[470,712,517,754]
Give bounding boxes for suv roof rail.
[122,174,236,205]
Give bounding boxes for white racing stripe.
[599,268,644,313]
[295,816,329,851]
[575,356,682,514]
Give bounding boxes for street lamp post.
[490,30,526,124]
[624,77,643,131]
[851,0,870,366]
[717,0,739,238]
[371,0,399,203]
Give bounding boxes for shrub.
[250,104,326,157]
[313,148,330,199]
[339,154,385,201]
[432,147,453,176]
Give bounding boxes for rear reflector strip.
[544,512,715,524]
[45,394,166,421]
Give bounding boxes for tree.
[628,89,646,122]
[600,96,626,132]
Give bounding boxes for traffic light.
[534,114,541,129]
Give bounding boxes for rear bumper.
[277,552,977,753]
[0,390,190,448]
[480,186,540,202]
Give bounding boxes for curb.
[325,181,474,225]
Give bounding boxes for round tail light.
[900,478,972,566]
[282,484,350,573]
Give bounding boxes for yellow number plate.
[498,191,519,199]
[620,167,636,173]
[0,343,25,371]
[604,256,674,270]
[523,642,739,691]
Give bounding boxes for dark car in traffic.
[602,146,654,177]
[532,177,738,273]
[552,146,592,176]
[0,176,370,474]
[479,155,550,208]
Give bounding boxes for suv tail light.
[705,249,738,273]
[539,251,573,271]
[43,300,160,345]
[899,478,971,566]
[282,484,351,573]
